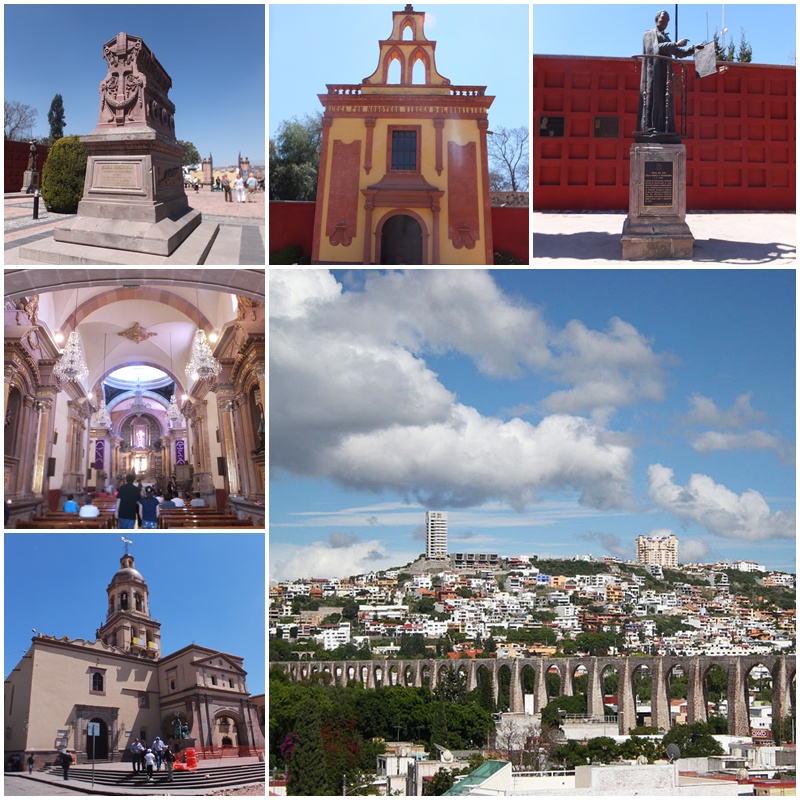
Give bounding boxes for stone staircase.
[47,760,265,791]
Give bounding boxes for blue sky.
[534,4,796,65]
[269,3,530,139]
[4,3,265,166]
[269,269,795,580]
[4,534,265,695]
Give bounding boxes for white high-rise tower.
[425,511,448,559]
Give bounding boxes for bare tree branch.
[487,126,529,192]
[4,101,38,141]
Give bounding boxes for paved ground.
[533,211,796,265]
[5,775,93,795]
[4,190,265,265]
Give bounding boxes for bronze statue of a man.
[638,10,703,135]
[26,142,38,172]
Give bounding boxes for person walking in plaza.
[116,474,141,529]
[221,174,231,202]
[246,174,258,202]
[59,749,72,781]
[27,754,34,774]
[234,173,246,203]
[144,748,156,781]
[138,486,160,529]
[129,737,142,772]
[163,745,176,782]
[152,736,165,770]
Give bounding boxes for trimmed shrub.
[269,245,310,265]
[41,135,87,213]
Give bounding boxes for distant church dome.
[111,554,144,584]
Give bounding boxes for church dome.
[111,554,145,584]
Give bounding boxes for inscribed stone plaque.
[93,162,141,190]
[643,161,674,207]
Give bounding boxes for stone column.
[32,398,54,495]
[535,659,549,714]
[617,659,636,734]
[560,661,574,697]
[3,365,14,417]
[772,657,789,738]
[218,398,241,496]
[650,659,672,731]
[587,658,605,717]
[509,660,524,713]
[466,661,477,693]
[686,657,707,725]
[17,396,37,497]
[727,659,750,736]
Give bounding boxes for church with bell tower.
[312,4,495,264]
[4,537,264,769]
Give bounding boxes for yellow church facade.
[312,5,495,265]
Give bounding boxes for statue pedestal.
[21,170,39,193]
[621,143,693,260]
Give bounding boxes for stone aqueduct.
[277,655,795,736]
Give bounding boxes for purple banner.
[175,440,185,465]
[94,440,105,471]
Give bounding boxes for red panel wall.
[5,140,50,193]
[533,55,795,210]
[491,206,529,262]
[269,201,316,259]
[270,201,528,263]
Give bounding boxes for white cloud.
[679,538,711,563]
[647,464,795,541]
[691,430,795,464]
[269,537,417,581]
[682,393,765,429]
[543,317,667,418]
[270,271,638,510]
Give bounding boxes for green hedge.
[41,135,87,214]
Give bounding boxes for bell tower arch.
[97,544,162,660]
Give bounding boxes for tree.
[270,112,323,201]
[429,700,449,752]
[487,126,529,192]
[423,767,456,795]
[287,699,334,795]
[40,135,87,214]
[737,28,753,63]
[177,140,201,167]
[661,722,724,758]
[47,94,66,142]
[4,100,38,141]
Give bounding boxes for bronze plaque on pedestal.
[643,161,674,207]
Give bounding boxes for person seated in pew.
[79,496,101,518]
[63,495,79,513]
[161,492,177,510]
[189,492,206,508]
[171,493,185,508]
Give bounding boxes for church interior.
[4,269,265,529]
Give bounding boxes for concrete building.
[426,510,448,559]
[4,545,264,768]
[636,532,678,568]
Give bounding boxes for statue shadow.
[533,232,796,264]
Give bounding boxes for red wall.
[533,55,796,211]
[491,206,529,261]
[5,140,50,193]
[270,201,529,263]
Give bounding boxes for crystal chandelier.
[128,378,151,417]
[166,333,182,425]
[94,396,112,428]
[185,329,221,381]
[54,289,89,384]
[93,333,112,428]
[54,330,89,383]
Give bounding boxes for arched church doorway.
[215,714,241,748]
[88,718,109,760]
[380,214,423,264]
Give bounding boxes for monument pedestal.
[621,142,693,260]
[21,170,39,193]
[54,129,205,256]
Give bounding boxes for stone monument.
[21,142,40,194]
[621,10,704,260]
[22,32,217,264]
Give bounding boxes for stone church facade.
[312,4,495,264]
[4,549,264,767]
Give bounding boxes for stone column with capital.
[32,397,54,495]
[217,397,241,496]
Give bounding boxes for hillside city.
[269,513,796,795]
